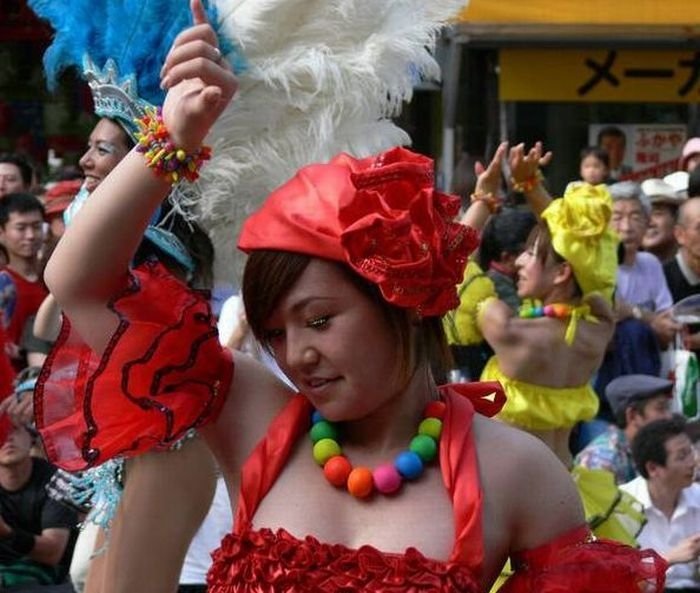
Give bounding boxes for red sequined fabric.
[502,525,666,593]
[34,261,233,471]
[209,527,480,592]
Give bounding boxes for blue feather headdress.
[29,0,244,139]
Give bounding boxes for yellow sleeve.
[443,261,497,346]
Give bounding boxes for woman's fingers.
[491,142,508,167]
[191,0,208,25]
[161,25,219,77]
[539,151,553,167]
[162,39,226,78]
[162,58,237,98]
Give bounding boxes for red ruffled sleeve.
[35,261,233,471]
[500,525,666,593]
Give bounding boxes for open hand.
[474,142,508,197]
[159,0,239,150]
[508,142,552,186]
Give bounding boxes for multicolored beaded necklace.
[310,400,445,499]
[519,302,572,319]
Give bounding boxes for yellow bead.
[418,417,442,440]
[312,438,341,466]
[176,149,187,161]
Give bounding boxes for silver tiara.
[83,55,152,140]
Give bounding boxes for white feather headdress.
[201,0,466,284]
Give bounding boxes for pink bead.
[543,305,553,317]
[373,463,402,494]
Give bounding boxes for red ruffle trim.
[34,261,233,471]
[502,526,667,593]
[207,528,480,592]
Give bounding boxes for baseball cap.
[663,171,689,199]
[605,374,673,416]
[43,179,82,217]
[641,178,685,206]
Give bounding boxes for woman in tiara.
[35,2,665,591]
[27,3,220,587]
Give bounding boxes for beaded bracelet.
[510,169,544,193]
[470,191,502,214]
[134,107,212,185]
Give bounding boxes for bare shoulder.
[585,294,615,325]
[479,298,517,346]
[202,350,295,472]
[473,415,585,552]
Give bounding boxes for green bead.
[312,438,342,466]
[310,420,338,443]
[418,417,442,440]
[410,434,437,462]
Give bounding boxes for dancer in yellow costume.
[464,144,645,592]
[463,142,618,467]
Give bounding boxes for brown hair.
[242,250,452,383]
[525,221,582,297]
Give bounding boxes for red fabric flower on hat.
[339,149,478,316]
[239,147,479,317]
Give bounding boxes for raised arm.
[43,0,238,354]
[460,141,507,232]
[507,142,553,218]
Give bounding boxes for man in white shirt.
[621,417,700,592]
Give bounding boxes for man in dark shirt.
[664,197,700,352]
[0,420,77,587]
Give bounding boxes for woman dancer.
[469,143,618,468]
[36,3,665,591]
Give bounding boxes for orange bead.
[323,455,352,487]
[551,304,571,318]
[424,400,446,420]
[347,467,374,498]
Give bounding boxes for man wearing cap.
[596,184,680,409]
[0,380,77,587]
[643,178,687,264]
[575,374,673,484]
[621,417,700,593]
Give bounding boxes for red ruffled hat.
[238,147,479,316]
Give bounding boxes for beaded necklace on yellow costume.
[518,299,597,345]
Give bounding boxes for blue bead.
[533,306,544,317]
[394,451,424,480]
[311,410,324,424]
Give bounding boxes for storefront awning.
[453,0,700,45]
[458,1,691,25]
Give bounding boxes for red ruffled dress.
[36,262,666,592]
